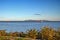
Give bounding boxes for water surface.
[0,21,60,32]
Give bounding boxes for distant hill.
[24,20,49,22]
[0,20,60,22]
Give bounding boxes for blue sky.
[0,0,60,21]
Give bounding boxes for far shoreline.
[0,20,60,22]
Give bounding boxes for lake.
[0,21,60,32]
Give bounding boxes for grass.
[0,36,32,40]
[0,36,25,40]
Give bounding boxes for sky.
[0,0,60,21]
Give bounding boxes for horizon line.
[0,20,60,21]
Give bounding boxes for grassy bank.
[0,26,60,40]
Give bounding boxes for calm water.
[0,21,60,32]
